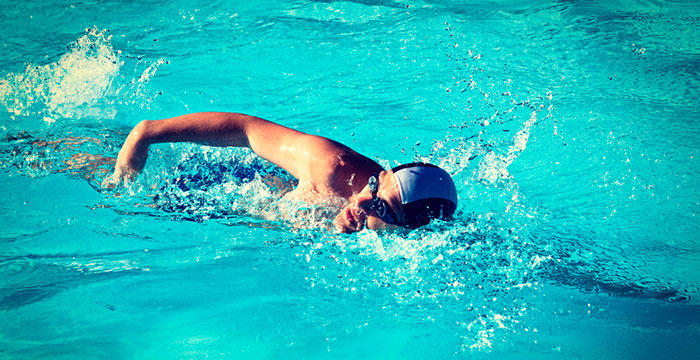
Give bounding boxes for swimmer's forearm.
[134,112,314,179]
[137,112,261,148]
[105,112,273,187]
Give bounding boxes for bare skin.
[104,112,406,233]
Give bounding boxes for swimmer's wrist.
[131,120,155,148]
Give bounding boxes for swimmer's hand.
[102,121,150,189]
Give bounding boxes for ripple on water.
[182,334,223,346]
[172,332,226,359]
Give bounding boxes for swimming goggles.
[367,173,398,225]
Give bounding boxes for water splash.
[0,27,119,121]
[285,107,549,351]
[116,144,346,231]
[0,27,166,128]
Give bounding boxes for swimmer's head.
[391,162,458,228]
[334,162,458,233]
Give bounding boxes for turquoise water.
[1,0,700,358]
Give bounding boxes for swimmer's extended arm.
[104,112,378,191]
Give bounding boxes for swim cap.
[391,163,458,228]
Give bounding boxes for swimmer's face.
[334,170,405,233]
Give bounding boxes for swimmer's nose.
[356,192,374,213]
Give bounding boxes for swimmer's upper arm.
[244,117,349,182]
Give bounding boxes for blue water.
[1,0,699,358]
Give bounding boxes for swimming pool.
[1,0,699,358]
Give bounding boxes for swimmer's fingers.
[101,174,119,189]
[101,166,137,189]
[101,171,124,189]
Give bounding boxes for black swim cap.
[391,163,458,228]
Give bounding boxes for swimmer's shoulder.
[312,145,382,198]
[281,132,381,198]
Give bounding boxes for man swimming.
[104,112,457,233]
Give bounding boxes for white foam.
[1,27,168,126]
[0,27,121,121]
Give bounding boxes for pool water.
[1,0,699,358]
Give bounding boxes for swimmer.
[104,112,457,233]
